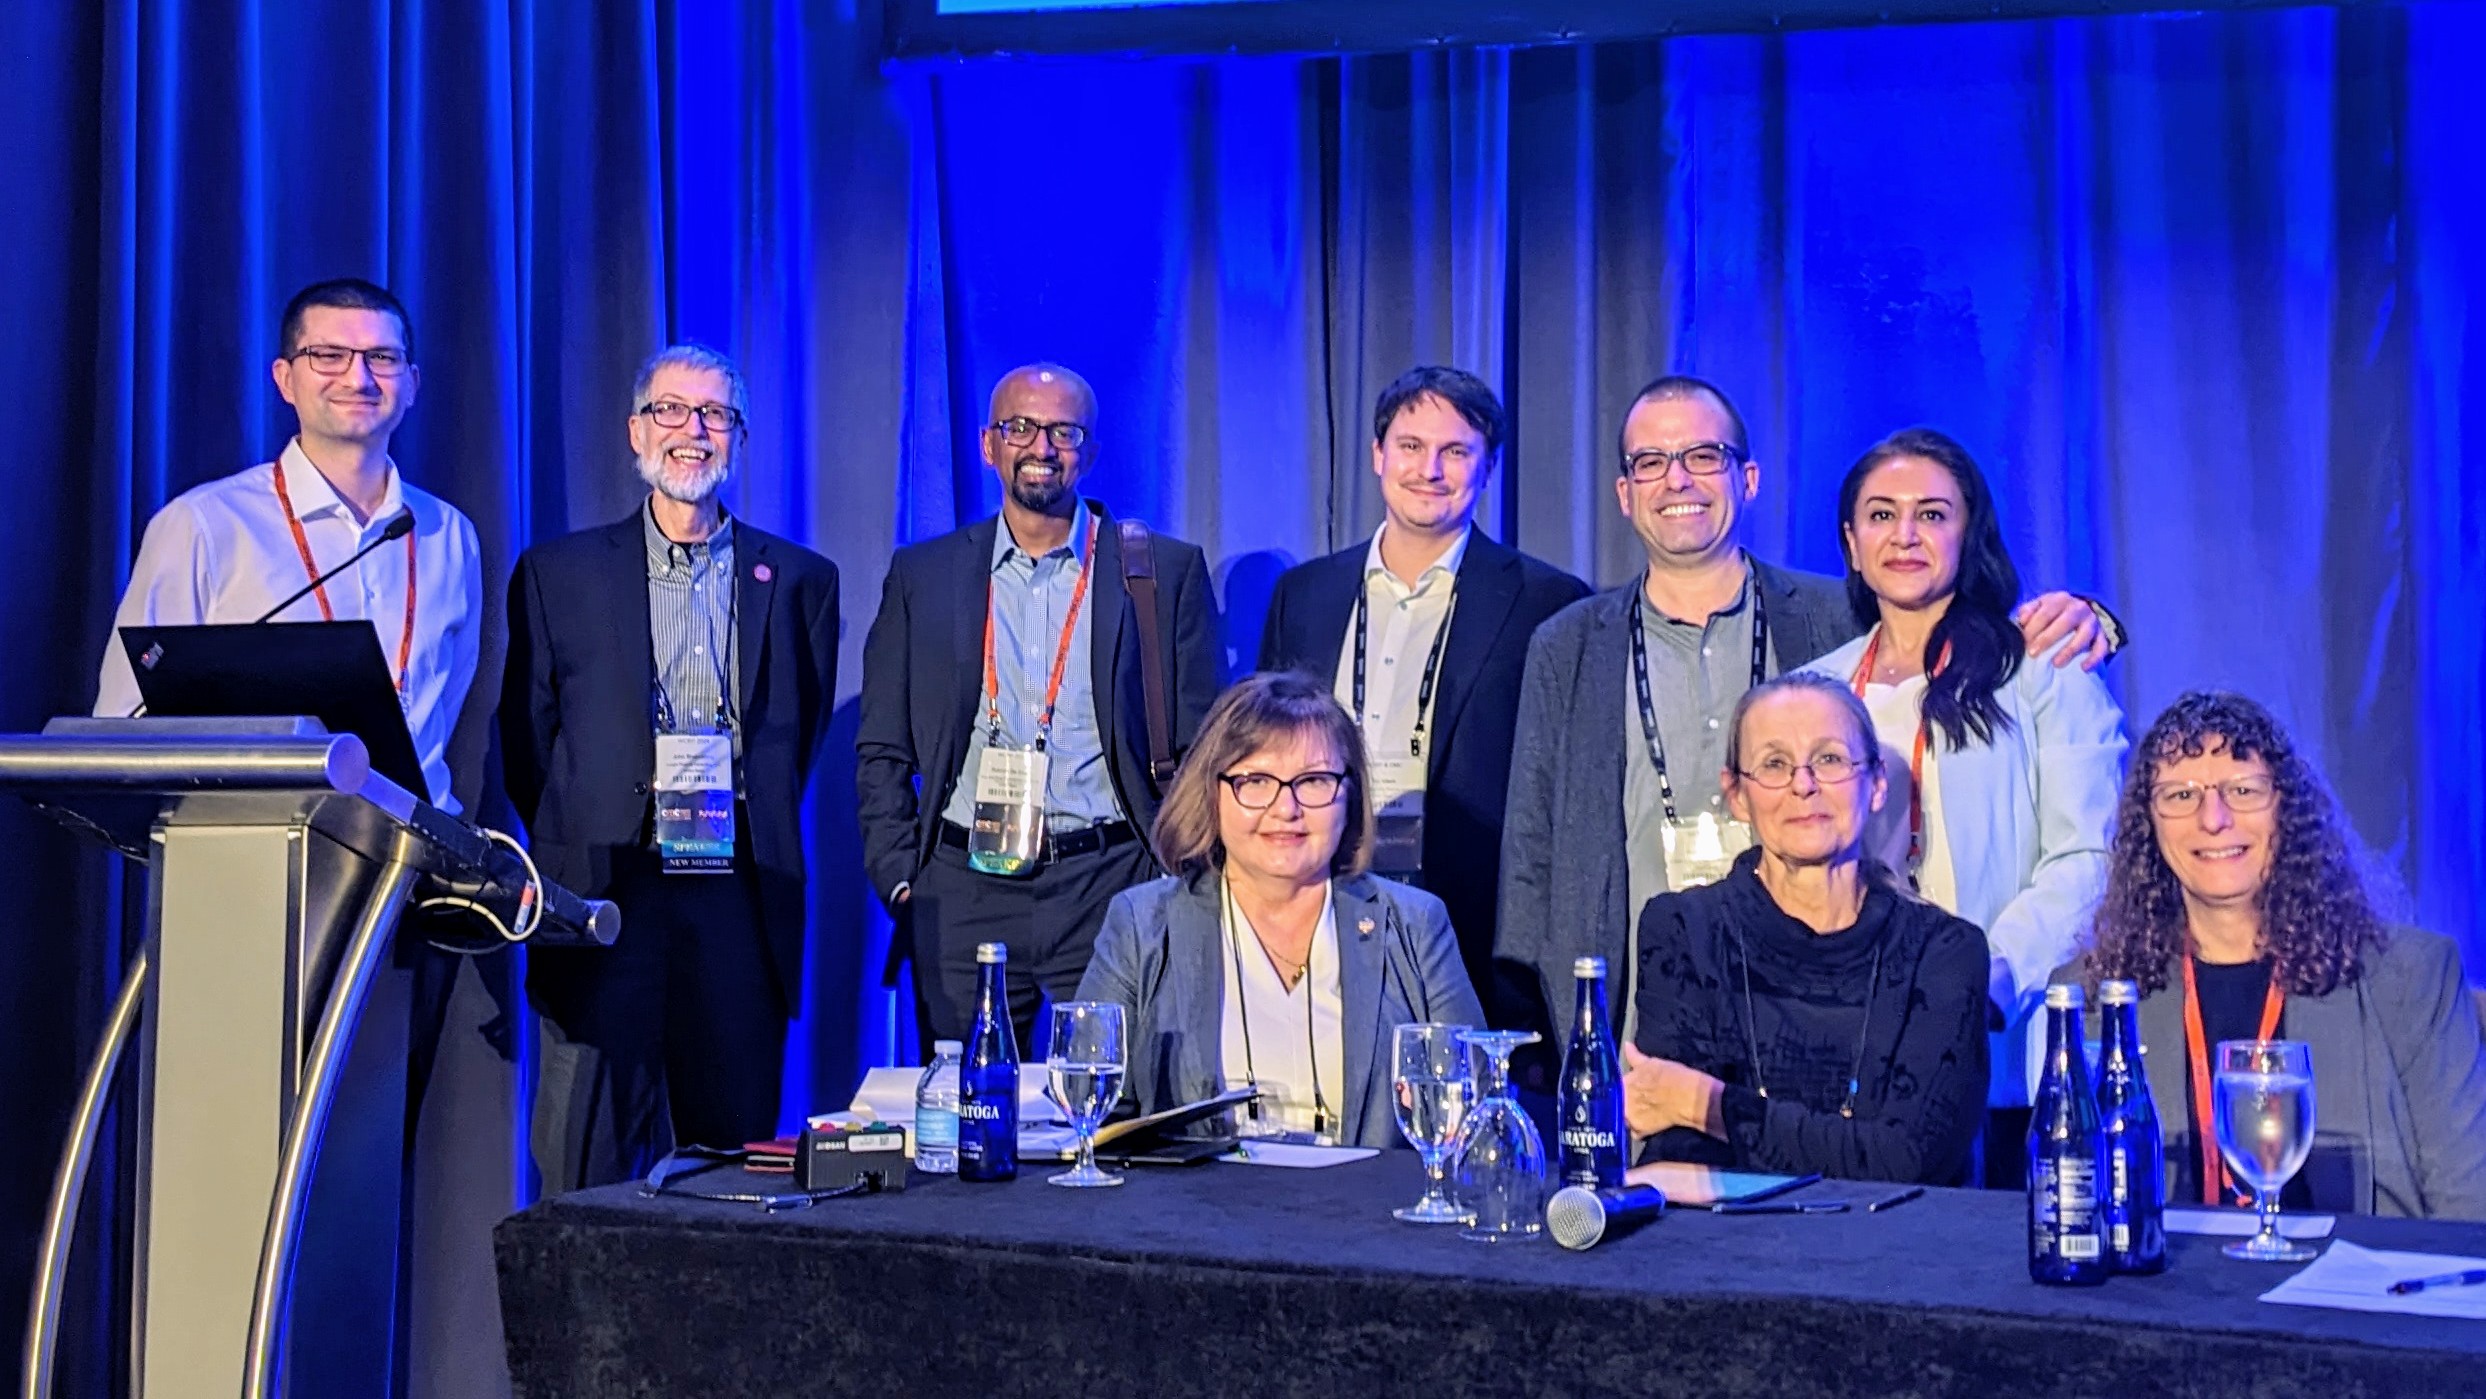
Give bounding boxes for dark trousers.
[532,831,785,1185]
[908,835,1156,1058]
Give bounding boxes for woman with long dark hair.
[2070,691,2486,1217]
[1804,428,2127,1109]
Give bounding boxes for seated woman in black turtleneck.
[1622,672,1991,1185]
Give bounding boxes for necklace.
[1733,920,1887,1120]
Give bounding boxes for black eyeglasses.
[290,345,411,378]
[991,417,1088,450]
[1621,441,1741,483]
[1219,770,1349,810]
[639,400,744,434]
[1736,751,1870,789]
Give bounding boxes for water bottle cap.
[2099,979,2139,1006]
[2045,983,2085,1009]
[1573,956,1607,979]
[974,942,1008,964]
[933,1039,963,1056]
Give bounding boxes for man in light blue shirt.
[859,364,1220,1054]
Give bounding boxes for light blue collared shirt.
[940,500,1126,832]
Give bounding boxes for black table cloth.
[495,1155,2486,1397]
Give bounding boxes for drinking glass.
[1046,1001,1127,1188]
[2212,1039,2317,1261]
[1390,1023,1476,1224]
[1453,1029,1546,1243]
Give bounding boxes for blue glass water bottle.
[958,941,1020,1182]
[2097,978,2168,1275]
[1558,956,1626,1189]
[2028,984,2108,1285]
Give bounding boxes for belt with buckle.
[938,819,1138,865]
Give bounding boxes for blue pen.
[2387,1268,2486,1296]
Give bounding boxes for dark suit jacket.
[501,508,841,1017]
[855,502,1218,908]
[1493,556,1856,1053]
[1255,531,1589,997]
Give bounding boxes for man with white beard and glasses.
[503,343,841,1187]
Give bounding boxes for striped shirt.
[644,500,739,759]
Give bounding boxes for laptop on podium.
[120,621,429,800]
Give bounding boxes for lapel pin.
[1357,917,1375,939]
[753,563,772,583]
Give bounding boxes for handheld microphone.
[1547,1182,1667,1251]
[251,507,416,624]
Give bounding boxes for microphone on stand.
[251,507,417,623]
[121,508,418,717]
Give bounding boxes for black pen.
[2387,1268,2486,1296]
[1866,1187,1925,1214]
[1714,1199,1851,1215]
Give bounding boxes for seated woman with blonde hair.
[1076,670,1483,1148]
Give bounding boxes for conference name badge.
[1661,810,1752,890]
[1368,752,1425,878]
[969,745,1048,877]
[654,733,735,874]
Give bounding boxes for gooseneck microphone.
[252,507,417,623]
[1547,1182,1668,1251]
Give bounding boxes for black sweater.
[1632,849,1990,1185]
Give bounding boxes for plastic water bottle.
[2028,984,2109,1286]
[1558,956,1626,1189]
[914,1040,964,1175]
[958,942,1020,1182]
[2097,980,2168,1274]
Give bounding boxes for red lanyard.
[979,514,1100,750]
[2180,955,2285,1205]
[273,463,418,696]
[1846,626,1943,872]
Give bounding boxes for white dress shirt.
[1219,879,1346,1137]
[1860,674,1960,911]
[94,440,484,811]
[1330,522,1469,813]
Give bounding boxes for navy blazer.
[1256,531,1588,1001]
[501,509,841,1015]
[1074,871,1487,1150]
[855,502,1219,905]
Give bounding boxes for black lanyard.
[652,539,739,736]
[1350,581,1457,761]
[1223,878,1337,1141]
[1628,572,1768,823]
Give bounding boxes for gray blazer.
[1492,558,1857,1049]
[1074,871,1487,1150]
[2057,928,2486,1220]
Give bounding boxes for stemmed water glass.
[2212,1039,2317,1261]
[1046,1001,1127,1188]
[1391,1023,1476,1224]
[1454,1029,1546,1243]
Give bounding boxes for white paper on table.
[848,1063,1065,1126]
[2165,1207,2336,1240]
[1217,1141,1381,1169]
[2260,1240,2486,1319]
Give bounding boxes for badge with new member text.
[655,733,735,874]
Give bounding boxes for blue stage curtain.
[3,2,2479,1392]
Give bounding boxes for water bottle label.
[1560,1127,1620,1151]
[917,1110,959,1150]
[2109,1146,2129,1202]
[2034,1158,2103,1260]
[960,1100,1008,1122]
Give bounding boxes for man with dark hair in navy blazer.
[1259,366,1590,1008]
[859,363,1219,1056]
[503,343,841,1187]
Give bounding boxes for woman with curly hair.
[2069,690,2486,1218]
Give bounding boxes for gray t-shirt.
[1621,570,1778,1032]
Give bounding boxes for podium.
[3,716,618,1399]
